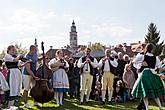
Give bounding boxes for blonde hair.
[124,64,131,72]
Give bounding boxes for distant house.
[130,41,145,55]
[73,50,105,59]
[46,48,73,59]
[113,43,134,57]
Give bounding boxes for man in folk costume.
[98,49,118,105]
[78,48,98,105]
[132,43,165,110]
[22,45,39,108]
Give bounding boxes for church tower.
[70,20,78,48]
[34,38,39,54]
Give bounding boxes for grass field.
[8,97,165,110]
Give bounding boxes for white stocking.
[143,97,149,110]
[8,100,15,108]
[108,91,113,101]
[59,92,63,105]
[102,91,106,101]
[56,92,60,105]
[154,98,162,110]
[80,90,85,102]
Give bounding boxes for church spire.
[71,20,76,32]
[72,20,75,25]
[34,38,39,54]
[70,20,78,48]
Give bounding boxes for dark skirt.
[132,69,165,98]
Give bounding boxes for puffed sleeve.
[98,59,103,69]
[4,54,14,62]
[155,56,161,68]
[133,53,144,69]
[48,58,56,67]
[77,57,85,68]
[90,58,98,68]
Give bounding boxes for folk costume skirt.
[6,68,22,101]
[53,69,69,92]
[132,69,165,98]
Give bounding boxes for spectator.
[123,64,135,100]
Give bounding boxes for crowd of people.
[0,43,165,110]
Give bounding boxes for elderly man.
[99,49,118,105]
[78,48,98,105]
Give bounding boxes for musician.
[98,49,118,105]
[132,43,165,110]
[3,45,23,108]
[22,45,39,108]
[77,48,98,105]
[48,50,69,106]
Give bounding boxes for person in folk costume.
[132,43,165,110]
[22,45,39,108]
[0,59,9,108]
[132,43,146,110]
[48,50,69,106]
[3,45,23,108]
[77,48,98,105]
[98,49,118,105]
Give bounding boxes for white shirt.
[133,52,161,70]
[48,58,69,69]
[98,57,118,72]
[77,56,98,73]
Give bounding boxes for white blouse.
[133,52,161,70]
[48,58,69,69]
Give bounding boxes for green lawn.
[9,97,165,110]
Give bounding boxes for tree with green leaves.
[0,43,28,59]
[88,42,104,51]
[145,23,164,56]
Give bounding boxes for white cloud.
[0,8,135,53]
[0,9,80,52]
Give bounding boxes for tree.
[88,42,104,51]
[145,23,164,56]
[0,50,6,59]
[15,43,28,55]
[0,43,28,59]
[160,46,165,60]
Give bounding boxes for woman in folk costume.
[48,50,69,106]
[0,59,9,108]
[3,45,23,108]
[132,43,165,110]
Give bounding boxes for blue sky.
[0,0,165,52]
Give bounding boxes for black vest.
[81,56,94,75]
[139,55,156,72]
[5,62,18,69]
[101,57,116,75]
